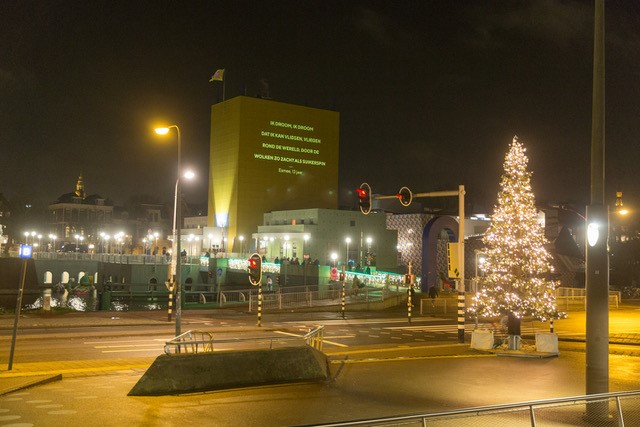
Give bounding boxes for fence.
[247,286,389,312]
[419,297,450,315]
[555,287,621,310]
[309,390,640,427]
[33,252,202,265]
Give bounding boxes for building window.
[350,220,356,227]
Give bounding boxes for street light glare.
[155,127,170,135]
[184,170,195,180]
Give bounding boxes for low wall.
[128,345,329,396]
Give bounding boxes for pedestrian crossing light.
[357,182,372,215]
[248,253,262,286]
[404,274,413,285]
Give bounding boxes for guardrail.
[308,390,640,426]
[164,326,325,355]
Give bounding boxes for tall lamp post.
[586,0,609,420]
[155,125,184,337]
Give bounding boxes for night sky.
[2,1,639,215]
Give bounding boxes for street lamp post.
[345,237,351,269]
[303,234,310,285]
[155,125,184,337]
[239,235,245,256]
[283,235,290,260]
[586,1,608,420]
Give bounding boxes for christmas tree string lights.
[471,137,565,329]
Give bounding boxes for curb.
[0,374,62,396]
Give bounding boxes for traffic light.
[397,186,413,207]
[248,253,262,286]
[404,274,412,285]
[357,182,372,215]
[339,272,346,281]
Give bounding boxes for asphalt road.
[0,312,555,365]
[1,346,639,426]
[0,306,639,425]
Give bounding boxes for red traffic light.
[248,253,262,286]
[357,183,372,215]
[397,186,413,207]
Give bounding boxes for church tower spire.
[75,173,85,199]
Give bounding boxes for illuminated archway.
[421,216,459,292]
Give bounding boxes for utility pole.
[586,1,609,421]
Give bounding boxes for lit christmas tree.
[471,137,563,340]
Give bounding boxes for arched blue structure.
[421,216,459,293]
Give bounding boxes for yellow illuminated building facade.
[208,96,339,252]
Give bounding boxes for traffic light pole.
[407,263,413,324]
[370,185,466,343]
[341,266,346,319]
[248,253,263,327]
[257,283,262,327]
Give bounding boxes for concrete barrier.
[128,345,329,396]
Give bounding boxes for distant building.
[48,174,113,245]
[253,208,398,270]
[208,96,339,252]
[0,193,11,252]
[48,175,172,254]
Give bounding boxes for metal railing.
[164,325,325,355]
[248,287,389,311]
[307,390,640,426]
[304,325,325,351]
[164,330,214,354]
[33,251,202,265]
[555,294,620,310]
[419,298,449,315]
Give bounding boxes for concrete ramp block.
[129,346,329,396]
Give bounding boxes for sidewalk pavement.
[1,305,639,397]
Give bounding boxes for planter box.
[471,329,494,350]
[536,332,559,354]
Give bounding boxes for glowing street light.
[331,252,338,267]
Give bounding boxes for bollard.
[257,283,263,327]
[42,288,52,312]
[101,290,111,311]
